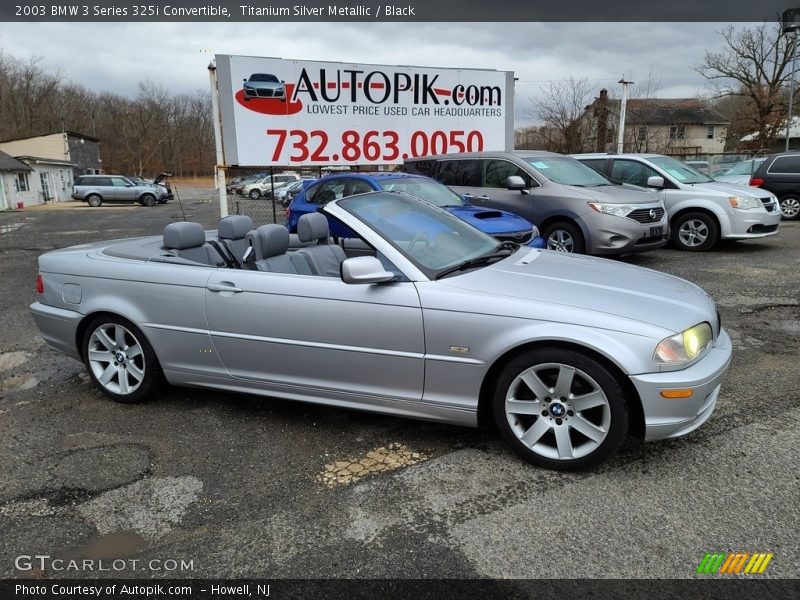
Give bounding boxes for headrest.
[254,224,289,259]
[163,222,206,250]
[218,215,254,240]
[297,212,330,244]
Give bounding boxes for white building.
[0,150,34,210]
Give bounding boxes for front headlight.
[654,322,713,365]
[587,202,632,218]
[728,196,760,210]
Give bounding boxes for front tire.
[542,221,585,254]
[249,189,261,199]
[671,211,719,251]
[492,348,629,470]
[82,315,163,404]
[779,195,800,220]
[141,194,156,207]
[86,194,103,207]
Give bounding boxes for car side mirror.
[341,256,395,284]
[243,78,247,82]
[506,175,527,190]
[647,176,665,188]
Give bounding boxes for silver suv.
[240,174,301,199]
[72,175,167,207]
[404,151,668,255]
[572,153,781,251]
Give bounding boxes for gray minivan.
[404,151,668,255]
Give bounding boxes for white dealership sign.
[214,55,514,167]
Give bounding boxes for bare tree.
[696,22,795,147]
[530,77,595,153]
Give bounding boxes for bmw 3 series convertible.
[31,192,732,470]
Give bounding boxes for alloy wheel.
[87,323,146,395]
[780,197,800,219]
[678,219,708,247]
[546,230,574,252]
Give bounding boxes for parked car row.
[400,151,783,253]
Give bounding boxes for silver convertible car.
[31,193,732,470]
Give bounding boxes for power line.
[515,77,619,84]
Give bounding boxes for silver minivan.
[404,151,668,255]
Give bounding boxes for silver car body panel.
[31,197,731,438]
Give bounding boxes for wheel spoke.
[99,363,117,385]
[569,414,605,443]
[507,398,542,415]
[520,370,551,400]
[553,365,575,398]
[571,390,606,412]
[126,345,143,359]
[554,425,574,458]
[114,325,127,348]
[118,369,130,394]
[520,418,551,447]
[127,363,145,382]
[88,349,111,363]
[95,328,115,350]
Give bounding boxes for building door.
[39,172,53,203]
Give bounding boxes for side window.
[95,178,112,187]
[111,178,129,187]
[307,179,344,204]
[483,160,531,188]
[404,160,434,175]
[344,179,375,196]
[610,160,658,187]
[580,159,607,175]
[436,160,481,186]
[767,155,800,174]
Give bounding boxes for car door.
[609,159,674,212]
[204,269,425,404]
[110,177,134,202]
[476,158,541,223]
[435,158,483,204]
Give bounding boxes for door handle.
[207,282,243,293]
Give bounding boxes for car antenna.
[173,186,188,222]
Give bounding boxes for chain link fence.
[663,151,772,177]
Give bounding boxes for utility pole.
[617,76,633,154]
[783,9,800,150]
[208,60,229,218]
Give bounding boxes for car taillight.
[749,177,764,187]
[286,207,291,218]
[36,274,44,294]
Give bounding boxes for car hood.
[438,249,716,334]
[444,204,532,233]
[562,184,660,204]
[694,181,774,199]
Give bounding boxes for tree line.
[517,21,798,154]
[0,52,214,177]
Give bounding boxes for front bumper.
[585,211,669,255]
[30,301,83,361]
[630,329,732,441]
[724,208,782,239]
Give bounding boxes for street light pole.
[617,77,633,154]
[782,8,800,151]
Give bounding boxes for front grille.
[256,89,275,97]
[760,198,777,212]
[627,207,665,223]
[496,230,532,243]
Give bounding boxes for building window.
[15,172,29,192]
[706,126,715,139]
[637,126,647,141]
[669,126,686,140]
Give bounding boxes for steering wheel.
[407,231,430,254]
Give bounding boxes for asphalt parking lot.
[0,191,798,580]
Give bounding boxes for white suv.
[573,153,781,251]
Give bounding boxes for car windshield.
[522,156,611,186]
[249,74,278,83]
[338,193,499,278]
[649,156,714,184]
[719,158,766,176]
[378,178,465,207]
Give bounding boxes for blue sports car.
[286,173,544,246]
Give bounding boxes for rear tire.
[86,194,103,207]
[542,221,585,254]
[141,194,156,207]
[249,189,261,200]
[493,347,629,471]
[81,315,163,404]
[671,211,719,251]
[779,195,800,220]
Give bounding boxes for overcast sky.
[0,22,754,126]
